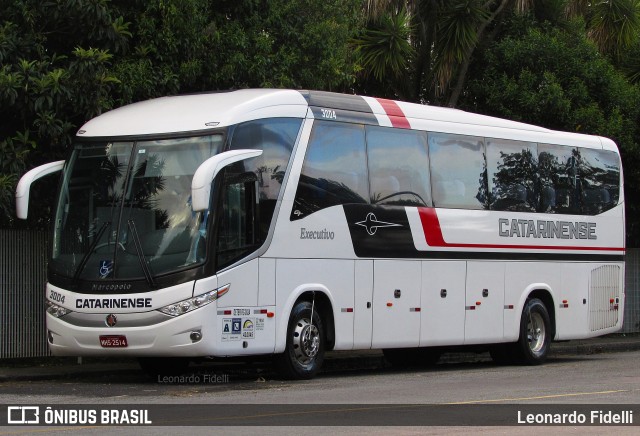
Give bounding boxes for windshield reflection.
[52,135,224,282]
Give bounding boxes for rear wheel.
[274,300,325,380]
[514,298,551,365]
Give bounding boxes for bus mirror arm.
[15,160,65,219]
[191,149,263,212]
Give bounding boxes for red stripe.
[375,98,411,129]
[418,207,625,253]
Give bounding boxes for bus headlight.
[159,284,230,317]
[46,300,72,318]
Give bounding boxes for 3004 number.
[321,109,337,119]
[49,290,65,304]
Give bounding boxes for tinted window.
[429,133,487,209]
[366,126,431,206]
[218,118,301,268]
[487,139,538,211]
[538,144,580,214]
[292,121,368,219]
[579,148,620,215]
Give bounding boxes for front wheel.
[274,300,325,380]
[514,298,551,365]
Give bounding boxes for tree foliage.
[2,0,640,244]
[0,0,361,228]
[353,0,640,105]
[0,1,126,228]
[460,15,640,243]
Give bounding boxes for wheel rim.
[527,311,546,353]
[292,317,320,365]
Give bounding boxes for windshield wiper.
[72,221,110,284]
[127,219,157,288]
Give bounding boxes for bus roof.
[76,89,613,151]
[77,89,309,138]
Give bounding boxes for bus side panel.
[556,263,591,339]
[275,259,355,352]
[503,262,561,342]
[258,258,276,307]
[213,258,277,356]
[371,260,421,349]
[353,260,373,349]
[216,259,259,308]
[464,262,505,345]
[420,260,466,346]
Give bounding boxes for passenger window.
[579,148,620,215]
[292,121,368,219]
[366,126,431,207]
[538,144,581,214]
[429,133,487,209]
[487,139,538,211]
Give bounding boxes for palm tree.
[354,0,508,104]
[354,0,640,106]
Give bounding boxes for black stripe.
[343,205,624,263]
[307,107,379,126]
[299,91,373,113]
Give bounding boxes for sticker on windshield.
[99,260,113,279]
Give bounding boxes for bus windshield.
[51,134,225,282]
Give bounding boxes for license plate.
[99,335,128,348]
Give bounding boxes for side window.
[217,118,301,269]
[486,139,538,211]
[292,121,368,219]
[366,126,431,206]
[538,144,580,214]
[429,133,487,209]
[216,173,259,269]
[579,148,620,215]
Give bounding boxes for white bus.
[16,89,625,379]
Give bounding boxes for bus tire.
[274,300,325,380]
[138,357,190,378]
[514,298,551,365]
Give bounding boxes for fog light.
[190,331,202,342]
[47,330,54,344]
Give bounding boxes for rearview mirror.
[15,160,65,219]
[191,149,263,212]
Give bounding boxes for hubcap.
[527,312,546,353]
[292,317,319,365]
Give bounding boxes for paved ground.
[1,333,639,382]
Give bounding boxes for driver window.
[366,126,431,207]
[216,171,258,269]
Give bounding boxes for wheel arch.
[521,286,556,341]
[275,284,336,353]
